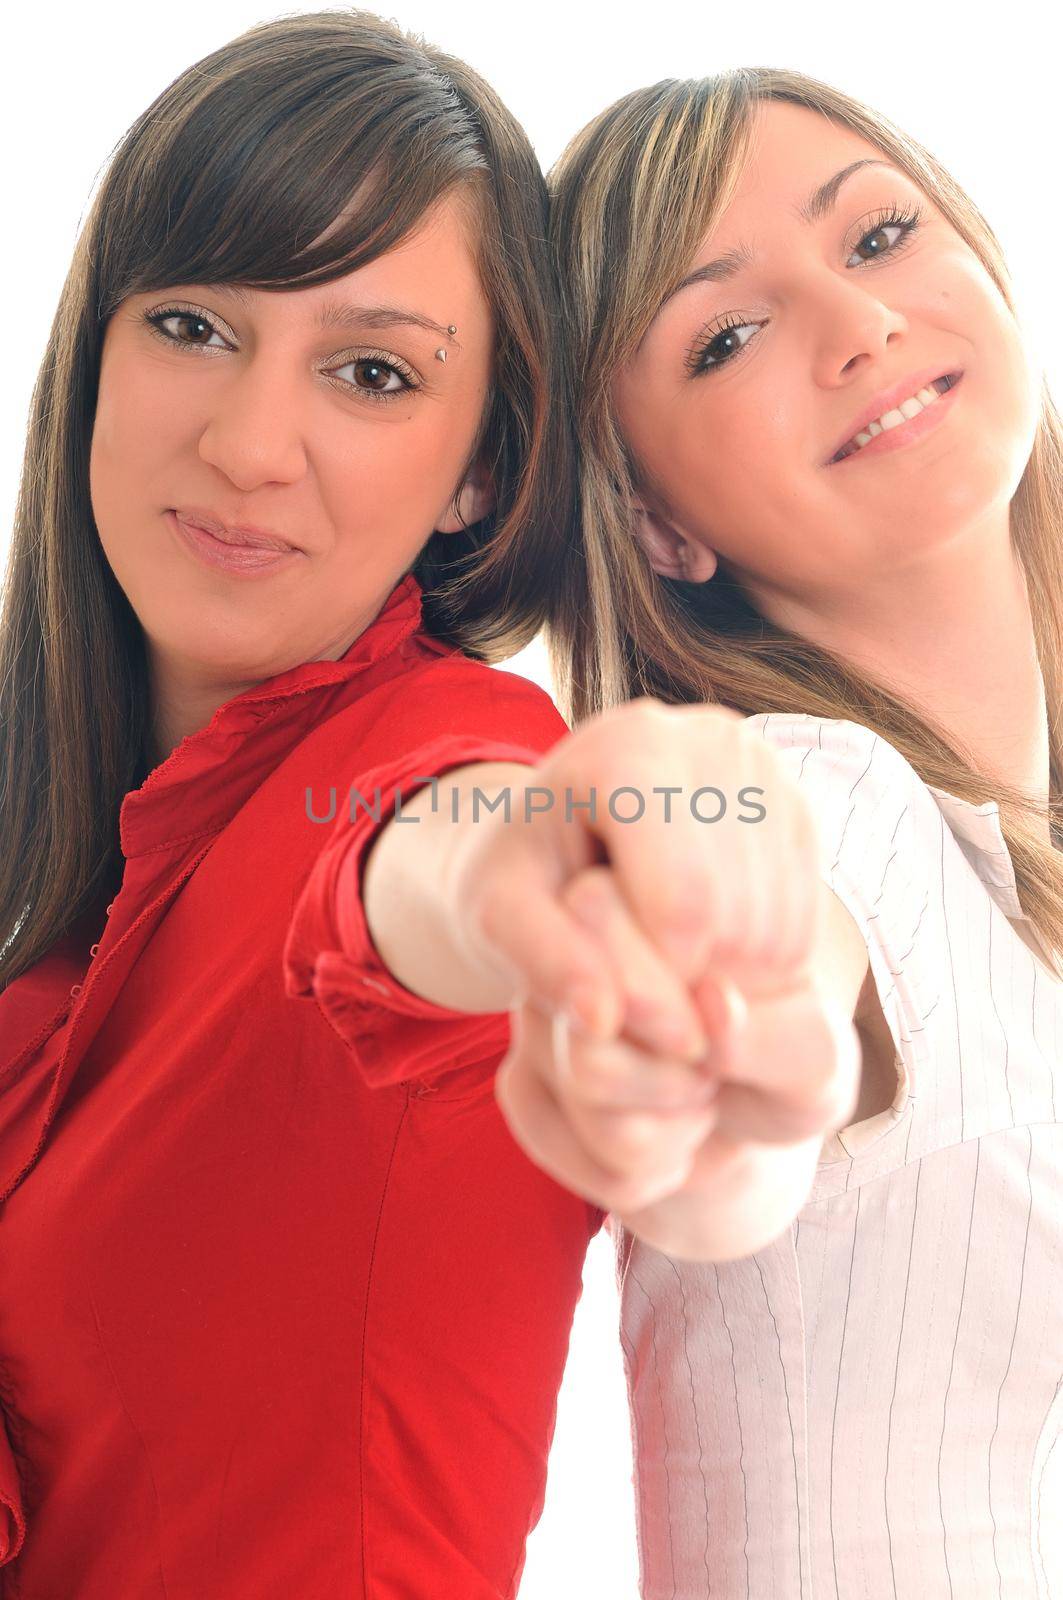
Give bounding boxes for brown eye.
[689,317,762,376]
[846,205,923,269]
[147,310,226,348]
[173,315,213,344]
[330,354,414,399]
[852,223,904,262]
[353,359,401,392]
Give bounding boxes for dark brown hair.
[0,9,574,987]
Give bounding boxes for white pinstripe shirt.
[617,715,1063,1599]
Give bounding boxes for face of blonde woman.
[613,100,1040,611]
[89,190,494,687]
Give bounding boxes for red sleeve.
[281,665,570,1089]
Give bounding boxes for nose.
[196,359,309,490]
[806,270,909,390]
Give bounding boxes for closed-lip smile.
[171,506,301,552]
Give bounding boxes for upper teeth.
[839,377,951,457]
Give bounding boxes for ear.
[631,499,718,583]
[434,457,496,535]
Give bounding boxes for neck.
[746,507,1051,838]
[146,672,257,771]
[143,623,368,772]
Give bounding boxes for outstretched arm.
[357,698,865,1259]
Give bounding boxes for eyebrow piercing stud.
[447,325,457,334]
[435,348,448,362]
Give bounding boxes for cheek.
[650,384,806,530]
[91,358,181,507]
[925,256,1035,414]
[940,269,1039,479]
[326,392,482,523]
[979,298,1039,448]
[89,353,211,601]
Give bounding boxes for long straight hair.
[0,8,576,989]
[546,67,1063,973]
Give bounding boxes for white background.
[3,2,1061,1594]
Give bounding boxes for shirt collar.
[119,573,429,859]
[925,784,1025,919]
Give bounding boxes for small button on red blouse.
[0,575,601,1598]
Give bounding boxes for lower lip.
[167,511,302,575]
[828,374,964,467]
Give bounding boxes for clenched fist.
[442,698,862,1258]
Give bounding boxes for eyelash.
[686,203,925,378]
[140,303,421,404]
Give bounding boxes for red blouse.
[0,574,601,1599]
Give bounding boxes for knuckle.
[706,703,745,727]
[696,705,745,756]
[594,1113,662,1171]
[617,698,674,749]
[628,695,669,720]
[563,864,617,920]
[566,1056,621,1107]
[600,1113,698,1180]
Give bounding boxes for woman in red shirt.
[0,13,858,1598]
[0,15,601,1596]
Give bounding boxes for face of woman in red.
[89,190,493,752]
[613,100,1040,625]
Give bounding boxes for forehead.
[721,99,888,219]
[306,187,486,311]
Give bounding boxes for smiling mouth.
[829,372,962,464]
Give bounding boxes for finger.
[691,748,815,977]
[580,706,816,983]
[566,1096,720,1191]
[549,701,748,980]
[562,866,708,1058]
[688,969,751,1078]
[496,1007,704,1213]
[546,1005,719,1183]
[710,991,862,1143]
[548,1005,720,1112]
[462,857,624,1037]
[676,1124,824,1224]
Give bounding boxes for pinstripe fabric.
[617,716,1063,1599]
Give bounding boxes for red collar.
[119,574,429,858]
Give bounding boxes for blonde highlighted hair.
[546,66,1063,972]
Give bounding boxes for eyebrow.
[648,158,895,325]
[207,283,455,342]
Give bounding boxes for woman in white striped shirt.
[537,68,1063,1597]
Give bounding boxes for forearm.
[613,1133,822,1263]
[360,760,534,1012]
